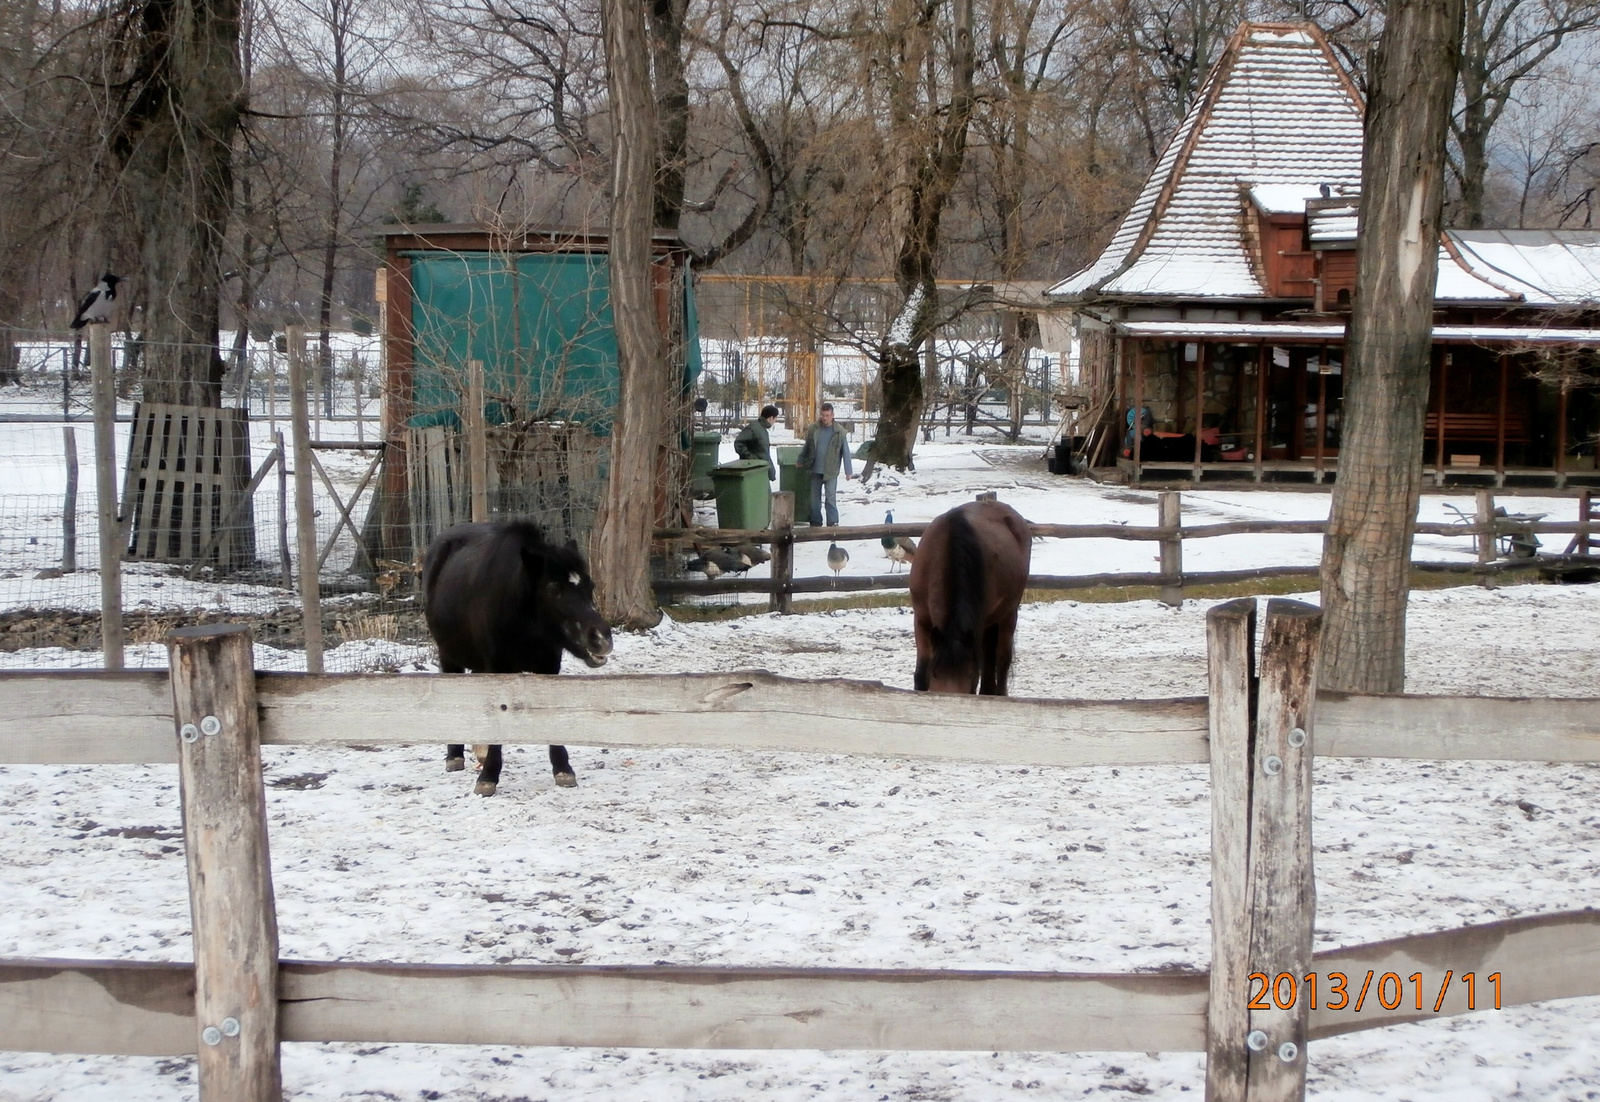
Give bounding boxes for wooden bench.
[1424,411,1529,444]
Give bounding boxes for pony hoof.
[474,780,498,796]
[446,757,466,772]
[553,772,578,788]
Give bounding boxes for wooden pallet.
[123,403,256,568]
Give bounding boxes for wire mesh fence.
[0,327,427,673]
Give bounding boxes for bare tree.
[1453,0,1600,227]
[108,0,246,407]
[593,0,666,627]
[1320,0,1464,694]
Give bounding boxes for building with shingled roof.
[1048,22,1600,487]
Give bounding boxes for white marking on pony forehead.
[568,571,581,586]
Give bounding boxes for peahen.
[881,510,917,572]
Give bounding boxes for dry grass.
[334,613,400,643]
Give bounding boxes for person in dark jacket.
[797,403,854,525]
[734,405,780,480]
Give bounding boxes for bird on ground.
[826,543,849,582]
[881,510,917,572]
[731,542,770,566]
[686,548,750,578]
[69,273,122,329]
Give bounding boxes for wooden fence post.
[62,426,78,573]
[770,491,794,615]
[1205,598,1256,1102]
[89,323,123,670]
[1475,489,1496,588]
[287,326,325,674]
[168,624,281,1102]
[1243,599,1321,1102]
[275,431,292,591]
[1159,490,1183,607]
[465,358,489,523]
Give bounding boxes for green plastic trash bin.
[711,459,772,530]
[776,445,811,523]
[689,432,722,496]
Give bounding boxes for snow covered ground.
[2,423,1598,1099]
[2,581,1599,1100]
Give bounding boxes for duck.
[881,510,916,572]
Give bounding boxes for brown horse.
[909,500,1032,694]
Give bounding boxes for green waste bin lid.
[711,459,771,477]
[776,444,803,462]
[693,431,722,444]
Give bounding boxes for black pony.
[422,521,613,795]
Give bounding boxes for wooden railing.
[655,490,1598,608]
[2,611,1599,1101]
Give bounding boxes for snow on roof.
[1115,319,1600,344]
[1048,23,1364,301]
[1306,202,1359,244]
[1447,230,1600,306]
[1249,184,1344,214]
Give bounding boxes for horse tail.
[932,508,985,675]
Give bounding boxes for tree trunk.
[112,0,243,408]
[647,0,688,233]
[593,0,664,629]
[872,0,977,471]
[1319,0,1464,694]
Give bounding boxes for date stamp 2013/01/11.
[1248,971,1503,1013]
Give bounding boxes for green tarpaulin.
[405,251,701,434]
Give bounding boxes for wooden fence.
[656,489,1597,611]
[2,610,1599,1101]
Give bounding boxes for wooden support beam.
[769,491,794,615]
[168,625,281,1101]
[1159,491,1183,607]
[1496,352,1509,485]
[1205,598,1256,1102]
[89,323,123,669]
[1475,489,1495,587]
[62,426,78,573]
[287,327,324,674]
[1254,344,1268,483]
[1434,349,1448,488]
[1132,343,1144,481]
[1243,600,1321,1101]
[465,358,488,523]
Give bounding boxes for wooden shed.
[369,224,701,564]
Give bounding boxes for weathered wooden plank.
[1309,909,1600,1038]
[770,490,794,615]
[0,672,174,764]
[1243,600,1321,1102]
[278,963,1206,1052]
[170,625,281,1101]
[1316,693,1600,761]
[0,959,195,1055]
[1205,598,1256,1102]
[3,912,1596,1057]
[90,324,123,669]
[255,671,1212,767]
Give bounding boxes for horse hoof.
[446,757,465,772]
[554,772,578,788]
[474,780,498,796]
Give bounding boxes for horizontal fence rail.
[655,490,1596,605]
[5,911,1595,1057]
[1,670,1596,767]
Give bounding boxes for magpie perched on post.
[69,274,122,329]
